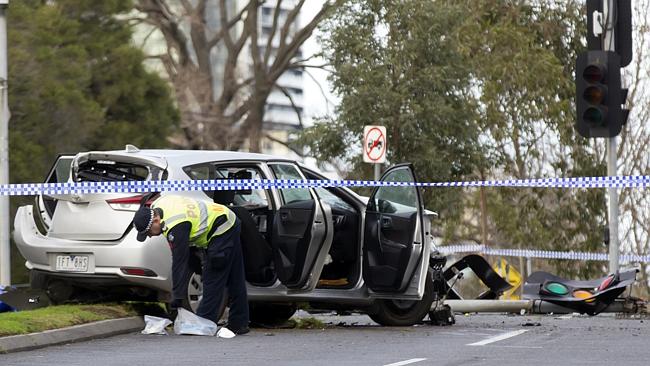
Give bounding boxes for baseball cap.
[133,206,154,242]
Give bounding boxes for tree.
[300,0,485,226]
[132,0,344,152]
[455,0,607,278]
[8,0,179,282]
[9,0,178,185]
[303,0,606,278]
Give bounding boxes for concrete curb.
[0,316,144,354]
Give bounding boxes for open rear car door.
[269,163,333,292]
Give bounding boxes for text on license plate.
[55,255,89,272]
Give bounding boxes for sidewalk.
[0,316,144,354]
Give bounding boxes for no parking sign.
[363,125,387,164]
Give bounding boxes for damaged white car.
[14,146,443,325]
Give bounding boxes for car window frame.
[182,161,275,210]
[299,166,364,213]
[267,162,316,206]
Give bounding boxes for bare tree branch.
[264,0,284,66]
[277,0,306,53]
[216,2,256,113]
[180,0,194,15]
[136,0,343,152]
[269,0,342,82]
[263,132,305,157]
[275,85,304,129]
[286,53,323,67]
[207,4,249,49]
[303,69,334,115]
[136,0,191,66]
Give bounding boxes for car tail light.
[120,267,157,277]
[107,194,158,211]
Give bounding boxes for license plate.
[55,255,89,272]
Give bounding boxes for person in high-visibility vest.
[133,194,249,334]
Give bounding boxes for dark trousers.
[196,219,249,329]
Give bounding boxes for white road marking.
[467,329,529,346]
[383,358,427,366]
[439,331,473,336]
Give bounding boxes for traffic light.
[575,50,626,138]
[523,269,637,315]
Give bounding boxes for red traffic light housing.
[575,51,626,138]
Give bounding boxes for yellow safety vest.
[152,195,237,248]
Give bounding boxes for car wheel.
[367,271,435,326]
[175,270,227,323]
[186,271,204,313]
[249,303,297,326]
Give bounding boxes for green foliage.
[456,0,606,277]
[8,0,179,186]
[300,0,485,225]
[306,0,605,277]
[289,316,327,329]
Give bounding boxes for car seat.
[229,206,275,285]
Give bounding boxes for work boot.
[229,326,250,335]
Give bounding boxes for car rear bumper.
[13,206,172,294]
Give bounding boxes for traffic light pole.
[604,0,619,274]
[0,1,9,287]
[607,139,619,273]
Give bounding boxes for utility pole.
[603,0,619,274]
[0,0,9,286]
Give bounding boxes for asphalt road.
[3,312,649,366]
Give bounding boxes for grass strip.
[0,304,140,337]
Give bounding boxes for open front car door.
[363,164,430,299]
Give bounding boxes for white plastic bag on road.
[173,308,218,336]
[141,315,173,335]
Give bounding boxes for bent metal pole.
[442,299,630,314]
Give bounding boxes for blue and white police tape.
[437,244,650,264]
[4,174,650,196]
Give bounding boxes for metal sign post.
[363,126,387,181]
[0,0,9,286]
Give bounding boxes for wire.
[601,0,619,51]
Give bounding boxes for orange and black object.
[523,269,637,315]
